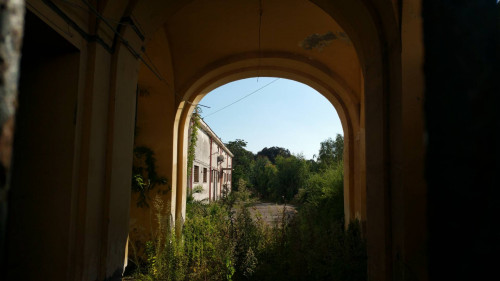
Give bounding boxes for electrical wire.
[202,78,280,119]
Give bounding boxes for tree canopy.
[256,146,291,164]
[225,139,255,190]
[226,136,344,200]
[318,134,344,168]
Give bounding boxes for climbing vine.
[187,106,202,178]
[132,146,169,208]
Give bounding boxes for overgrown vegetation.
[129,134,367,280]
[225,139,255,191]
[226,134,345,202]
[187,106,202,178]
[132,146,169,208]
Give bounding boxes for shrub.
[131,161,366,281]
[250,161,366,281]
[131,195,187,281]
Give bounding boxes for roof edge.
[197,118,234,158]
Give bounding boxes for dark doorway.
[5,10,80,280]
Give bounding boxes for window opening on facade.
[194,165,200,182]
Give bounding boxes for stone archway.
[3,0,418,280]
[130,1,400,280]
[172,55,364,226]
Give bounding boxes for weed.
[129,162,366,281]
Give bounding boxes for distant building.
[189,118,233,201]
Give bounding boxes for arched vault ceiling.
[161,0,362,98]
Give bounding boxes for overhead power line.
[202,78,280,119]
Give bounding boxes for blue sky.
[198,77,343,160]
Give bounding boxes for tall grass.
[130,163,366,281]
[251,162,367,281]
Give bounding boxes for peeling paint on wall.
[299,31,350,51]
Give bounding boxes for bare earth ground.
[242,202,297,227]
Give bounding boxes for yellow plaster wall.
[129,27,178,251]
[4,1,430,280]
[166,0,362,98]
[400,0,427,279]
[77,43,113,280]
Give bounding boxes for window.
[194,165,199,182]
[203,168,207,182]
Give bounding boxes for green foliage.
[225,139,255,190]
[131,136,367,281]
[256,146,291,164]
[131,195,187,281]
[231,206,269,280]
[133,198,234,281]
[307,158,320,173]
[252,161,366,281]
[251,156,278,199]
[186,185,205,205]
[297,161,344,220]
[192,185,204,194]
[244,136,345,204]
[231,179,257,205]
[250,153,309,202]
[182,203,235,280]
[132,191,365,281]
[318,134,344,169]
[132,146,168,208]
[187,107,202,178]
[251,153,309,202]
[274,155,308,202]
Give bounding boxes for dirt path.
[246,202,297,226]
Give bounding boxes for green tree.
[274,155,308,201]
[298,162,344,221]
[251,156,278,198]
[318,134,344,168]
[256,146,291,164]
[225,139,255,191]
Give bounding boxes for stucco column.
[175,104,192,234]
[100,28,141,279]
[73,41,114,280]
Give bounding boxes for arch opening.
[130,0,397,279]
[130,68,367,277]
[0,0,414,280]
[174,69,365,227]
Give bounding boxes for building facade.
[189,119,233,202]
